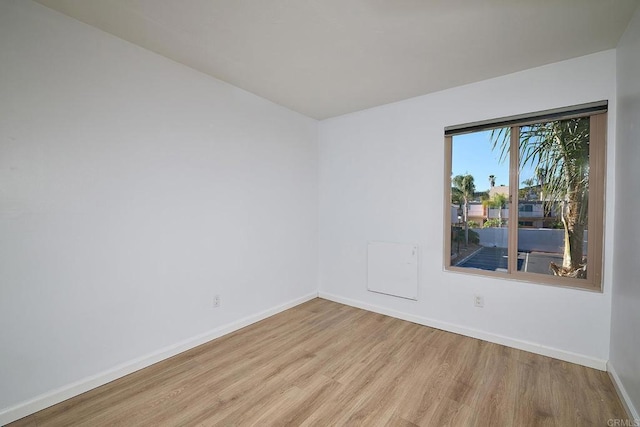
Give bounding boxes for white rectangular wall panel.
[367,241,418,300]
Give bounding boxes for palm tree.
[520,178,536,200]
[492,117,590,276]
[452,174,476,246]
[483,193,508,227]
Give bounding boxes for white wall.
[319,50,617,368]
[611,4,640,419]
[0,0,317,418]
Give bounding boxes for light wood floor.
[11,298,627,426]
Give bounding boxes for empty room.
[1,0,639,425]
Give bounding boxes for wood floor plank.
[9,298,627,426]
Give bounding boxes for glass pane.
[450,128,510,272]
[516,118,590,279]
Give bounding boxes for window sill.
[444,265,603,293]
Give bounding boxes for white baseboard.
[0,292,318,426]
[608,361,640,422]
[318,291,607,371]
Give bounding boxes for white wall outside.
[473,228,587,255]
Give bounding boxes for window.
[444,102,607,291]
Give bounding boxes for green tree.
[519,178,536,200]
[492,118,590,277]
[452,174,475,246]
[483,218,502,228]
[453,228,480,245]
[482,193,508,227]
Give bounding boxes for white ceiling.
[36,0,640,120]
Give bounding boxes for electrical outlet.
[474,295,484,308]
[213,294,220,308]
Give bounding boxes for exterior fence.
[473,227,588,254]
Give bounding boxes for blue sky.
[452,129,536,193]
